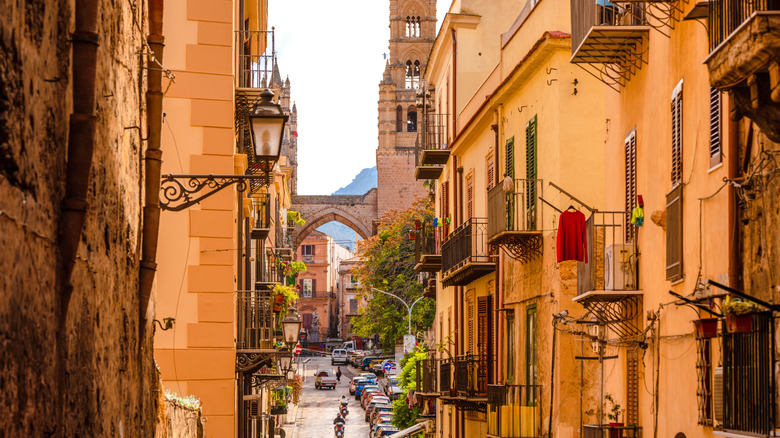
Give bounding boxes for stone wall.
[0,0,155,435]
[376,147,428,216]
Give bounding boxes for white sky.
[269,0,449,195]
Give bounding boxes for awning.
[388,421,427,438]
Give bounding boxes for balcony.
[581,425,642,438]
[416,357,439,397]
[487,384,543,438]
[439,360,452,394]
[440,355,489,412]
[570,0,682,89]
[705,0,780,142]
[441,218,496,287]
[236,284,275,351]
[415,113,450,180]
[574,211,643,338]
[236,29,275,89]
[414,221,442,273]
[487,179,544,263]
[721,311,775,435]
[250,193,272,240]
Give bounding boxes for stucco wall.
[0,0,155,435]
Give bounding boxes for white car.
[331,348,349,365]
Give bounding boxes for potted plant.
[273,283,299,316]
[604,393,624,438]
[723,295,761,333]
[692,318,718,339]
[286,210,306,227]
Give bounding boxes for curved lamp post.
[369,287,426,335]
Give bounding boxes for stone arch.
[294,207,370,248]
[290,189,378,248]
[399,0,426,19]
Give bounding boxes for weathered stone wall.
[0,0,155,435]
[376,148,428,216]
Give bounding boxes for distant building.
[337,256,366,340]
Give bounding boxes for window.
[396,105,403,132]
[349,274,357,285]
[405,16,421,37]
[526,305,537,386]
[302,244,314,257]
[486,155,495,190]
[405,60,420,89]
[407,106,417,132]
[477,296,492,392]
[302,313,313,329]
[671,80,683,187]
[665,183,683,281]
[466,175,473,219]
[710,87,722,167]
[349,299,358,314]
[526,116,538,230]
[301,278,314,298]
[625,129,637,242]
[506,311,515,383]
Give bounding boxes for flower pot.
[693,318,718,339]
[726,313,753,333]
[608,423,623,438]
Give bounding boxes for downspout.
[58,0,99,433]
[727,111,741,290]
[139,0,165,329]
[450,29,457,135]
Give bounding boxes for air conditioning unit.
[714,366,723,423]
[604,244,636,290]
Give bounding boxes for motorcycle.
[334,422,345,437]
[340,404,349,418]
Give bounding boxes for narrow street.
[289,356,371,438]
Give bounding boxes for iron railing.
[415,221,442,262]
[252,194,272,230]
[441,217,493,274]
[487,179,543,240]
[487,384,543,437]
[236,29,275,89]
[454,355,489,397]
[236,286,275,350]
[416,356,438,394]
[722,311,776,435]
[421,113,448,151]
[708,0,780,51]
[577,211,639,296]
[439,360,452,394]
[571,0,645,54]
[582,425,642,438]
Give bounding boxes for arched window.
[407,105,417,132]
[406,16,421,37]
[405,60,420,89]
[415,16,421,37]
[406,17,411,37]
[396,105,403,132]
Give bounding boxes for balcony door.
[477,296,493,393]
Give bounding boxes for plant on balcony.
[290,374,304,404]
[723,295,762,333]
[693,318,719,339]
[286,210,306,227]
[273,283,299,317]
[604,393,625,437]
[277,260,306,278]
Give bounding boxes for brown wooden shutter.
[477,296,491,392]
[302,313,313,329]
[625,130,637,242]
[486,158,495,190]
[467,176,474,219]
[709,87,722,167]
[468,299,474,354]
[442,181,449,235]
[665,184,683,281]
[311,244,315,256]
[311,279,316,297]
[671,82,683,186]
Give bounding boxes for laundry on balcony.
[556,208,588,263]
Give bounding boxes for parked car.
[361,391,388,409]
[360,372,378,383]
[354,380,377,399]
[314,369,337,390]
[360,356,379,370]
[331,348,349,365]
[359,386,382,405]
[380,375,403,400]
[374,359,396,375]
[369,404,394,425]
[370,413,394,433]
[374,424,399,437]
[349,377,368,395]
[364,400,392,421]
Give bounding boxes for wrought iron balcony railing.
[708,0,780,51]
[487,384,543,438]
[721,311,775,435]
[581,424,642,438]
[416,356,439,395]
[487,179,544,262]
[441,217,496,286]
[439,360,452,394]
[236,285,275,350]
[236,29,275,89]
[414,221,442,273]
[418,113,449,165]
[250,193,272,240]
[576,211,639,296]
[454,354,490,397]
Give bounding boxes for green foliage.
[723,295,762,315]
[273,283,299,321]
[352,199,435,351]
[391,348,428,431]
[604,393,624,423]
[286,210,306,226]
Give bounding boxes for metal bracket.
[160,174,269,212]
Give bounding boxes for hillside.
[316,166,377,251]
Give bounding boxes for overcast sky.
[269,0,449,195]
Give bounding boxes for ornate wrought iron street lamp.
[281,308,302,346]
[159,88,287,211]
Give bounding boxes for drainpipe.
[727,111,741,290]
[450,29,457,135]
[57,0,100,434]
[139,0,165,329]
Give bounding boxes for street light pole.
[370,287,426,335]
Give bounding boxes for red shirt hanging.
[556,210,588,263]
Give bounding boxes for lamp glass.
[247,89,287,163]
[279,354,292,373]
[281,309,302,345]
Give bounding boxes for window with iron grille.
[696,338,713,426]
[710,87,722,167]
[301,278,314,298]
[671,80,683,187]
[526,115,538,230]
[625,129,637,242]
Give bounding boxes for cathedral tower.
[376,0,437,216]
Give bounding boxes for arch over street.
[290,189,378,248]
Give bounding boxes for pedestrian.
[336,367,342,383]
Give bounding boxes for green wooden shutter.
[505,137,515,179]
[525,116,538,230]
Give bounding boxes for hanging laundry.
[433,217,439,227]
[631,206,644,226]
[556,210,588,263]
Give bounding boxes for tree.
[391,348,428,431]
[352,199,434,351]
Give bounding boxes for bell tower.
[376,0,437,216]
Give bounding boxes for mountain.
[317,166,377,251]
